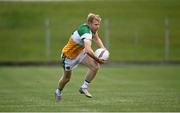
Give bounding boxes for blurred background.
[0,0,180,64]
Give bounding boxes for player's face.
[89,20,100,33]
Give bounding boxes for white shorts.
[61,50,87,71]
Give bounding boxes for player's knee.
[91,64,100,71]
[63,71,71,83]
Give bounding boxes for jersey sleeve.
[77,24,92,41]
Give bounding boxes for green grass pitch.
[0,66,180,112]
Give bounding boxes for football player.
[55,13,108,102]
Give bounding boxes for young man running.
[55,13,108,102]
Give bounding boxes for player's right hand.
[97,58,107,64]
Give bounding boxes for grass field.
[0,65,180,112]
[0,0,180,61]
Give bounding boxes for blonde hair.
[87,13,101,23]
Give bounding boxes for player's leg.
[55,70,72,102]
[58,70,72,91]
[79,55,100,98]
[82,55,100,82]
[55,54,73,102]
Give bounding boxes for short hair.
[87,13,101,23]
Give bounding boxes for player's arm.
[84,38,105,64]
[93,32,106,49]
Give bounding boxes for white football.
[94,48,110,60]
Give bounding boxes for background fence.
[0,0,180,63]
